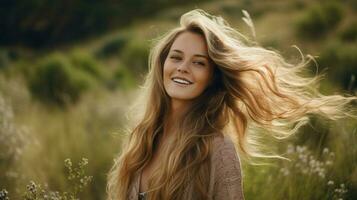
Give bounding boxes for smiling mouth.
[171,77,193,85]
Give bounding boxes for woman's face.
[163,31,214,104]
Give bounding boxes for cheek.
[195,70,213,89]
[163,60,174,76]
[163,61,170,80]
[163,61,175,87]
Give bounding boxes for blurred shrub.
[318,41,357,91]
[29,53,96,107]
[70,50,107,81]
[95,34,129,58]
[120,39,149,77]
[108,64,136,90]
[0,49,10,70]
[339,21,357,42]
[0,49,19,71]
[293,0,306,10]
[296,1,344,38]
[346,0,357,11]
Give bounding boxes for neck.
[162,99,192,139]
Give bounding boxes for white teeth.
[172,78,191,85]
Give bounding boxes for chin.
[165,86,203,101]
[167,93,194,101]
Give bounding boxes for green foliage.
[318,41,357,90]
[296,1,344,38]
[346,0,357,11]
[109,64,136,90]
[28,53,96,107]
[120,39,149,77]
[95,35,129,58]
[339,21,357,42]
[0,49,10,70]
[69,51,107,81]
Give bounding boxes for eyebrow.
[171,49,208,59]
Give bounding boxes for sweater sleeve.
[211,136,245,200]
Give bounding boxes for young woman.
[107,9,356,200]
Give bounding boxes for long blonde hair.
[107,9,357,200]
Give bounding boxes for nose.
[177,60,190,73]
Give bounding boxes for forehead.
[170,31,208,56]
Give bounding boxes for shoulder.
[210,134,245,199]
[211,134,239,163]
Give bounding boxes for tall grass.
[1,158,92,200]
[0,72,134,199]
[243,117,357,199]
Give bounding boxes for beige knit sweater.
[127,134,245,200]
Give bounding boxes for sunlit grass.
[243,118,357,200]
[0,74,133,199]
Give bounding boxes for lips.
[171,77,193,85]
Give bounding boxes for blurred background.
[0,0,356,199]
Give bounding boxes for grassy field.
[1,0,356,199]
